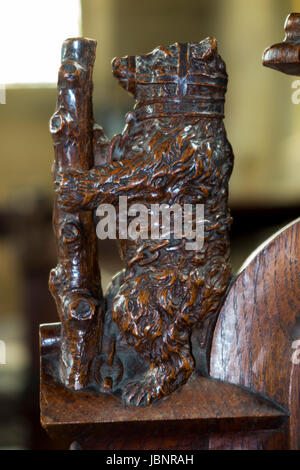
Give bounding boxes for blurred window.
[0,0,81,84]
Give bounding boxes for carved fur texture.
[57,38,233,405]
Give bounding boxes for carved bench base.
[40,323,288,450]
[40,218,300,450]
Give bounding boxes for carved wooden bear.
[56,37,233,405]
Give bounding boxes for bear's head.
[112,37,227,119]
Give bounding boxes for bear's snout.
[112,57,126,76]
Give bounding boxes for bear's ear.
[152,45,172,57]
[191,37,217,60]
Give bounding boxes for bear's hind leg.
[122,343,194,406]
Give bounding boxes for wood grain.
[210,218,300,447]
[49,38,103,390]
[52,37,234,406]
[40,323,287,448]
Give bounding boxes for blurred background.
[0,0,299,449]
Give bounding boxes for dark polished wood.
[50,37,233,406]
[263,13,300,75]
[40,324,287,449]
[41,15,300,449]
[49,38,103,391]
[211,218,300,450]
[40,218,299,449]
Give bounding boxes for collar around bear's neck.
[130,43,227,121]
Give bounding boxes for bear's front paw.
[122,369,165,406]
[55,169,97,212]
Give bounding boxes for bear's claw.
[122,370,165,406]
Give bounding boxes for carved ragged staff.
[49,38,103,389]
